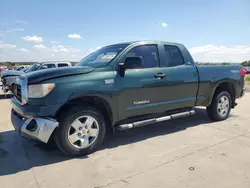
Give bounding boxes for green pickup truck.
[11,41,246,156]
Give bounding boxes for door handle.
[155,73,166,79]
[193,69,197,77]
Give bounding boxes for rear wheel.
[55,105,106,157]
[206,91,232,121]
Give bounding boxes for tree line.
[241,60,250,67]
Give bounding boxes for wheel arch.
[208,81,236,108]
[55,94,117,130]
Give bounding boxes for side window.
[163,45,184,67]
[40,64,56,70]
[126,45,159,68]
[58,63,69,67]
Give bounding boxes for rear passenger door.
[157,45,199,110]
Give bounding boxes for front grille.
[12,76,28,105]
[13,83,22,102]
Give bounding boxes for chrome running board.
[117,110,195,130]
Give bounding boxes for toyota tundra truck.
[10,41,246,157]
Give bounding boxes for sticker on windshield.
[102,53,117,59]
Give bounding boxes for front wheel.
[206,91,232,121]
[55,106,106,157]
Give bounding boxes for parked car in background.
[1,61,72,93]
[15,65,30,71]
[22,65,32,72]
[244,67,250,74]
[11,65,29,71]
[0,66,7,72]
[11,66,18,70]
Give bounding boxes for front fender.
[68,92,118,125]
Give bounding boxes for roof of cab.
[36,61,71,64]
[106,40,183,47]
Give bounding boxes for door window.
[126,45,160,68]
[162,45,184,67]
[58,63,69,67]
[40,64,56,70]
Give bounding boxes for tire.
[206,90,232,121]
[54,105,106,157]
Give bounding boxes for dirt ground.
[0,89,250,188]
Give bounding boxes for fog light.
[26,119,37,132]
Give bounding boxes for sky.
[0,0,250,63]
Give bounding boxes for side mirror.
[118,56,143,77]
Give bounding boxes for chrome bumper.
[11,109,59,143]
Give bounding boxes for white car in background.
[1,61,72,94]
[15,65,30,71]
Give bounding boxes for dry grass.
[245,75,250,82]
[245,76,250,92]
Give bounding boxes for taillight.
[240,68,246,77]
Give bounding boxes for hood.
[1,69,25,78]
[25,66,95,84]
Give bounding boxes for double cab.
[10,41,246,156]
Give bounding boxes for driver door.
[115,44,168,120]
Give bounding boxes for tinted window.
[40,64,56,70]
[58,63,69,67]
[126,45,159,68]
[163,45,184,67]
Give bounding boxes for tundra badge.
[133,100,150,105]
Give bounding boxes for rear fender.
[207,80,236,107]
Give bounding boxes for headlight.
[28,83,55,98]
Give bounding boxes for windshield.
[22,66,30,72]
[25,63,41,73]
[16,67,24,71]
[76,44,129,67]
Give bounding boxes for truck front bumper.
[11,109,59,143]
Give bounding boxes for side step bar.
[117,110,195,130]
